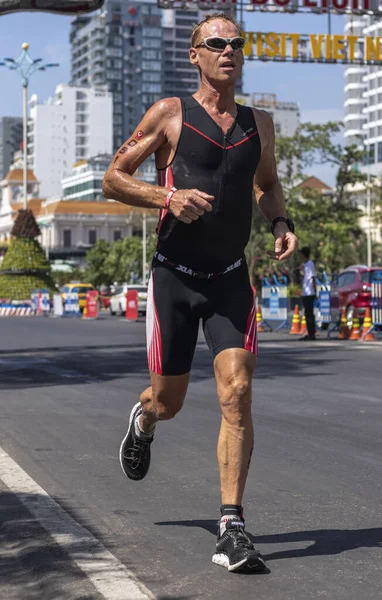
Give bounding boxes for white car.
[109,284,148,316]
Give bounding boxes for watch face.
[0,0,104,15]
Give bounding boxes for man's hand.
[266,223,298,261]
[170,189,214,224]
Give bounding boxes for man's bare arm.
[254,110,298,261]
[254,111,287,223]
[102,99,174,210]
[102,98,214,223]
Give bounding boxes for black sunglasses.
[195,36,245,52]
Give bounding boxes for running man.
[103,13,298,572]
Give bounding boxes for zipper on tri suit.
[217,138,228,214]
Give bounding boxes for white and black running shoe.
[119,402,153,481]
[212,519,267,572]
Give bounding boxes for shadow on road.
[0,343,347,392]
[155,519,382,562]
[0,488,202,600]
[0,490,99,600]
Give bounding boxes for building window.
[113,230,121,241]
[378,141,382,163]
[89,229,97,245]
[63,229,72,248]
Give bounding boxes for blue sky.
[0,9,345,184]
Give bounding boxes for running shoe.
[119,402,153,480]
[212,519,267,572]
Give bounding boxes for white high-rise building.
[27,83,113,199]
[344,15,382,173]
[344,15,368,149]
[362,16,382,173]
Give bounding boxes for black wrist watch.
[271,217,295,236]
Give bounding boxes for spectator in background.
[300,247,317,341]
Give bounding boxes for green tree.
[85,239,112,288]
[0,209,55,300]
[248,121,367,285]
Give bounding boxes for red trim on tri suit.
[148,276,163,375]
[244,295,258,355]
[227,131,258,149]
[156,166,174,235]
[184,123,225,149]
[184,122,258,150]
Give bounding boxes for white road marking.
[0,446,154,600]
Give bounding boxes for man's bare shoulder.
[252,108,274,130]
[251,108,275,151]
[149,97,182,122]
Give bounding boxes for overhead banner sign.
[243,32,382,64]
[158,0,382,15]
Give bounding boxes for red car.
[331,265,382,327]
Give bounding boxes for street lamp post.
[0,44,59,210]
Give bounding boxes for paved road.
[0,316,381,600]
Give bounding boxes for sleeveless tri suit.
[146,96,262,375]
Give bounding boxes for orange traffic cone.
[256,305,265,332]
[338,309,349,340]
[300,314,307,335]
[349,315,361,340]
[290,304,301,335]
[362,307,375,341]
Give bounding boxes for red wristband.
[164,187,177,211]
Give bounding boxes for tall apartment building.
[162,8,200,97]
[70,0,164,154]
[27,83,113,198]
[344,15,367,149]
[0,117,23,184]
[344,15,382,173]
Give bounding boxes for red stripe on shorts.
[244,295,258,355]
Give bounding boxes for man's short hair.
[191,13,241,48]
[300,246,310,259]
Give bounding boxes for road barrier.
[83,290,99,320]
[260,276,289,331]
[64,292,80,316]
[126,289,138,321]
[0,302,35,316]
[38,289,50,315]
[53,293,64,317]
[316,272,331,328]
[363,270,382,339]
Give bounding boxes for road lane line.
[0,446,154,600]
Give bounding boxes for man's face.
[190,20,244,85]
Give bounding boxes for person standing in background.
[300,247,317,341]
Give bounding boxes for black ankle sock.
[219,505,244,535]
[220,504,243,518]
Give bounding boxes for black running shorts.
[146,261,258,376]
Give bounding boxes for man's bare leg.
[119,371,189,480]
[214,348,256,505]
[138,371,190,432]
[212,348,266,572]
